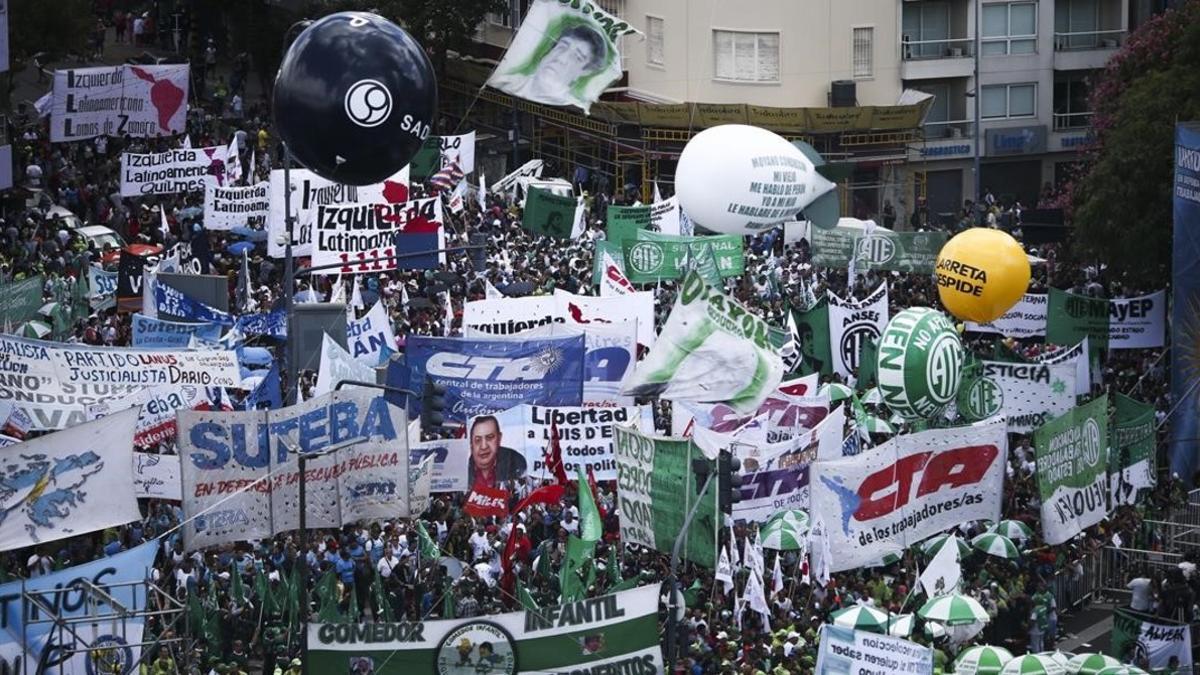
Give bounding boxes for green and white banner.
[621,231,744,283]
[1035,395,1109,546]
[622,270,783,413]
[487,0,639,112]
[613,425,718,568]
[0,275,44,327]
[522,186,582,239]
[965,293,1048,338]
[1047,289,1167,350]
[1110,394,1156,507]
[308,586,662,674]
[978,360,1077,432]
[815,625,933,675]
[810,226,947,273]
[828,284,889,382]
[1111,609,1193,671]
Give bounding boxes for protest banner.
[977,360,1077,432]
[235,308,288,340]
[607,204,650,249]
[203,179,270,230]
[522,186,580,239]
[437,130,476,174]
[791,299,833,377]
[266,166,409,258]
[0,334,241,430]
[50,64,189,142]
[119,146,229,196]
[815,625,933,675]
[1048,289,1167,350]
[1036,396,1110,545]
[155,282,235,326]
[0,275,43,327]
[614,425,717,567]
[410,439,469,493]
[132,451,182,499]
[480,405,653,481]
[1034,340,1092,397]
[349,301,398,366]
[0,408,141,550]
[178,390,409,550]
[591,240,628,287]
[308,586,661,674]
[1110,394,1156,507]
[621,231,745,283]
[810,418,1006,572]
[131,313,221,349]
[0,541,159,675]
[86,383,214,447]
[1111,609,1193,670]
[625,271,783,413]
[116,247,160,308]
[651,196,682,235]
[89,265,117,310]
[316,333,375,397]
[464,486,510,518]
[810,226,947,273]
[672,391,830,444]
[827,284,889,381]
[463,290,655,349]
[393,335,586,424]
[965,293,1048,338]
[487,0,638,112]
[312,196,443,275]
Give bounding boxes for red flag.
[499,519,519,603]
[463,486,510,519]
[543,421,569,485]
[586,466,607,520]
[512,484,566,516]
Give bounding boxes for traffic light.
[717,450,742,514]
[419,377,446,433]
[691,456,711,495]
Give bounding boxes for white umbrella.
[956,645,1016,675]
[917,593,990,625]
[1000,655,1067,675]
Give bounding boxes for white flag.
[919,535,963,597]
[799,551,811,586]
[478,172,488,211]
[314,333,373,397]
[249,148,256,182]
[330,274,347,304]
[570,196,587,239]
[400,284,410,309]
[771,552,783,597]
[181,134,192,149]
[811,516,832,587]
[715,546,734,596]
[485,279,504,300]
[449,179,467,214]
[599,248,635,297]
[443,291,453,336]
[653,181,662,203]
[225,134,242,184]
[159,207,170,240]
[746,536,765,582]
[350,275,365,310]
[730,522,741,567]
[742,567,772,631]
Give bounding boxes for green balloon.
[876,307,963,421]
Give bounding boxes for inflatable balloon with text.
[934,228,1030,323]
[675,125,841,234]
[273,12,437,185]
[876,307,964,421]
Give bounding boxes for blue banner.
[155,283,235,326]
[394,232,440,270]
[131,313,222,349]
[392,335,586,422]
[235,308,288,339]
[1171,122,1200,484]
[0,540,159,674]
[243,362,282,410]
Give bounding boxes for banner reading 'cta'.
[120,147,230,196]
[487,0,639,113]
[810,418,1006,572]
[51,64,190,142]
[308,586,662,674]
[1036,395,1109,545]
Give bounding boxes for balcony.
[1052,111,1093,131]
[924,119,975,140]
[1053,29,1126,69]
[900,38,976,80]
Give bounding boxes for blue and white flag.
[348,301,398,366]
[155,283,235,326]
[132,313,222,349]
[235,307,287,339]
[242,362,282,410]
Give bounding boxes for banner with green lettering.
[522,187,578,239]
[620,231,744,283]
[1035,395,1109,545]
[0,275,44,328]
[810,226,947,273]
[1110,394,1156,506]
[606,204,650,249]
[613,424,718,568]
[307,586,662,674]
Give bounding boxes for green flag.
[793,299,833,377]
[1034,395,1109,545]
[204,581,223,645]
[1111,394,1157,505]
[681,578,703,608]
[621,231,744,283]
[810,226,947,273]
[591,240,627,286]
[606,204,650,249]
[559,535,596,603]
[856,336,878,389]
[685,243,723,288]
[315,571,342,623]
[523,187,578,239]
[613,425,718,568]
[371,572,394,622]
[229,567,246,606]
[577,467,602,542]
[606,546,621,589]
[442,576,455,619]
[0,275,43,328]
[608,576,641,593]
[408,136,441,180]
[417,521,440,560]
[1047,288,1109,350]
[254,566,282,615]
[516,580,539,611]
[285,563,302,629]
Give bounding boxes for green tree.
[1067,0,1200,287]
[9,0,93,64]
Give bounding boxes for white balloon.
[675,125,837,236]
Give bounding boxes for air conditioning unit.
[948,47,964,57]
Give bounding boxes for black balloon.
[273,12,437,185]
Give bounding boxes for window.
[852,27,874,78]
[647,16,665,66]
[981,83,1036,118]
[713,30,780,83]
[1053,74,1092,128]
[902,1,951,59]
[1055,0,1100,49]
[982,2,1037,55]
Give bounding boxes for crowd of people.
[1,20,1196,675]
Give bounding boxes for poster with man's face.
[486,0,639,112]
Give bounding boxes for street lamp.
[277,434,368,675]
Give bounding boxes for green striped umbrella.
[955,645,1015,675]
[921,533,973,559]
[861,386,883,404]
[1066,654,1121,675]
[1039,652,1075,669]
[917,593,990,625]
[999,655,1067,675]
[830,603,888,633]
[988,519,1034,543]
[886,614,915,637]
[761,510,809,550]
[820,383,854,402]
[1094,667,1148,675]
[972,533,1021,559]
[866,551,902,567]
[859,412,896,435]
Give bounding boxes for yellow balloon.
[934,228,1030,323]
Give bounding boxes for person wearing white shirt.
[1128,574,1154,612]
[27,553,51,578]
[561,512,579,536]
[468,526,492,562]
[377,550,400,579]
